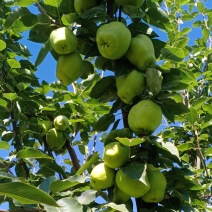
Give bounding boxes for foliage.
[0,0,211,211]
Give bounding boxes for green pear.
[141,167,167,203]
[46,128,66,150]
[125,34,156,71]
[50,27,77,55]
[115,168,150,198]
[146,68,163,96]
[116,70,146,104]
[74,0,97,15]
[112,185,131,204]
[115,0,144,7]
[56,52,83,86]
[54,115,69,131]
[103,142,130,169]
[96,22,131,59]
[90,163,115,190]
[128,100,162,135]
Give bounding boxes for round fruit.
[74,0,97,15]
[115,0,144,7]
[113,185,131,204]
[90,163,115,190]
[103,142,130,169]
[141,169,167,203]
[50,27,77,55]
[128,100,162,135]
[56,52,83,86]
[54,115,69,131]
[115,169,150,198]
[116,70,146,104]
[125,34,156,71]
[96,22,131,60]
[46,128,66,150]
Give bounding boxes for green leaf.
[0,40,6,51]
[0,172,16,180]
[16,148,54,160]
[7,59,21,68]
[161,47,185,62]
[0,141,10,150]
[197,2,206,13]
[0,98,8,109]
[44,197,83,211]
[39,176,57,194]
[17,0,37,7]
[77,190,97,205]
[90,76,116,99]
[178,143,193,152]
[0,182,59,206]
[116,137,145,147]
[205,147,212,156]
[92,114,115,132]
[76,152,100,175]
[192,97,212,110]
[3,93,18,101]
[122,162,148,185]
[50,175,87,193]
[104,202,129,212]
[161,141,180,161]
[35,39,51,67]
[44,0,62,7]
[186,107,198,126]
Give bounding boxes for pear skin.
[116,70,145,104]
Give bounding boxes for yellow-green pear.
[54,115,69,131]
[115,168,150,198]
[112,185,131,204]
[103,142,130,169]
[50,27,77,55]
[125,34,156,71]
[116,70,146,104]
[56,52,83,86]
[74,0,97,15]
[141,167,167,203]
[90,163,115,190]
[96,22,131,59]
[115,0,144,7]
[128,100,162,135]
[46,128,66,150]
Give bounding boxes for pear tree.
[0,0,211,212]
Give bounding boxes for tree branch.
[65,139,80,172]
[107,0,114,20]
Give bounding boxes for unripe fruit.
[128,100,162,135]
[112,185,131,204]
[74,0,97,15]
[50,27,77,55]
[46,128,66,150]
[141,167,167,203]
[116,70,146,104]
[96,22,131,60]
[115,168,150,198]
[125,34,156,71]
[103,142,130,169]
[90,163,115,190]
[54,115,69,131]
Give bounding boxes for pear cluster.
[46,115,69,151]
[50,27,83,86]
[90,137,167,203]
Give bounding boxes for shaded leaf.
[50,175,87,193]
[76,152,100,175]
[0,182,58,206]
[92,113,115,132]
